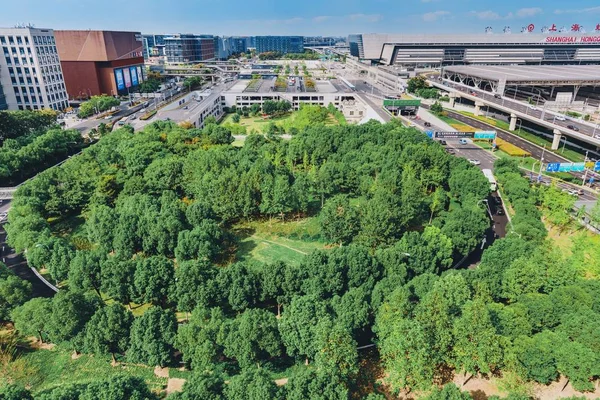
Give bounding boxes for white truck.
[482,169,497,192]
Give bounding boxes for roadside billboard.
[136,66,143,82]
[123,68,132,88]
[115,68,125,90]
[130,66,139,86]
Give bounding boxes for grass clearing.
[233,217,325,266]
[1,345,166,394]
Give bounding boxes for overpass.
[0,187,17,200]
[429,80,600,150]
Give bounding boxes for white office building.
[0,27,69,111]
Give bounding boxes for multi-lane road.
[432,80,600,143]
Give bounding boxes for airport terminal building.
[349,33,600,67]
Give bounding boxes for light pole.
[477,199,493,220]
[582,150,589,187]
[561,136,568,154]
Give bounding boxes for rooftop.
[443,65,600,84]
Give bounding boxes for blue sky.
[2,0,600,36]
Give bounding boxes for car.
[459,139,468,145]
[424,122,431,127]
[0,212,7,222]
[183,106,189,110]
[496,208,505,216]
[567,125,580,131]
[493,93,501,99]
[563,189,581,196]
[493,196,501,205]
[439,140,447,145]
[594,134,600,139]
[528,105,538,110]
[555,115,566,121]
[104,115,112,120]
[468,159,481,165]
[470,91,477,96]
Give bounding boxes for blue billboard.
[115,68,125,91]
[474,131,496,140]
[130,66,139,86]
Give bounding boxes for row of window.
[15,90,66,105]
[4,56,34,66]
[18,99,67,112]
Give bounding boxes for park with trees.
[0,110,599,399]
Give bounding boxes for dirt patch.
[154,366,169,378]
[71,351,82,360]
[275,378,288,386]
[166,378,186,394]
[533,377,600,399]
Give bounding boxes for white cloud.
[554,6,600,14]
[312,16,331,23]
[423,11,450,22]
[347,13,383,23]
[469,10,503,20]
[516,7,542,18]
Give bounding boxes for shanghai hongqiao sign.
[545,36,600,43]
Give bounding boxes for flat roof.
[443,65,600,84]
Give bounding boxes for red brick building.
[54,30,144,99]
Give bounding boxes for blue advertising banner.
[546,163,560,172]
[558,163,573,172]
[425,131,434,139]
[474,131,496,140]
[115,68,125,90]
[571,162,585,172]
[130,66,139,86]
[595,161,600,172]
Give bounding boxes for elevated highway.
[429,80,600,150]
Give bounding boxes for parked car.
[567,125,580,131]
[424,122,431,127]
[468,159,481,165]
[528,105,538,111]
[439,140,447,145]
[459,139,468,145]
[497,208,505,216]
[493,93,501,99]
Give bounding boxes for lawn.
[221,113,294,133]
[1,345,167,394]
[232,217,326,266]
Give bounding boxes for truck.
[482,169,497,192]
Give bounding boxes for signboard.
[130,66,139,86]
[545,36,600,43]
[425,131,434,139]
[136,66,143,82]
[572,163,585,172]
[558,163,573,172]
[115,68,125,91]
[123,68,132,88]
[383,99,421,107]
[474,131,496,140]
[546,163,560,172]
[435,131,475,138]
[595,161,600,172]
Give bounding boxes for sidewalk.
[416,108,456,132]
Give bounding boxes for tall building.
[255,36,303,54]
[347,34,363,58]
[230,36,249,54]
[0,27,69,111]
[143,34,166,59]
[303,36,337,47]
[164,34,215,63]
[54,30,144,98]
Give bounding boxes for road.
[1,201,56,298]
[433,80,600,144]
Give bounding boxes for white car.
[555,115,566,121]
[468,159,481,165]
[528,105,538,110]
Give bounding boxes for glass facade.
[254,36,304,54]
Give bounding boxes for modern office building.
[230,36,249,54]
[54,30,144,98]
[303,36,337,47]
[143,34,166,59]
[164,34,216,63]
[255,36,303,54]
[351,33,600,67]
[0,27,69,111]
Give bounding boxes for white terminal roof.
[443,65,600,85]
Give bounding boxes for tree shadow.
[228,226,257,263]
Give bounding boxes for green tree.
[10,297,52,343]
[127,306,177,367]
[231,113,241,123]
[0,385,34,400]
[421,383,473,400]
[176,306,226,371]
[83,304,133,362]
[173,371,225,400]
[173,260,217,313]
[510,331,558,384]
[225,368,282,400]
[0,265,32,320]
[133,256,174,307]
[313,319,359,378]
[441,204,489,256]
[452,299,504,376]
[430,101,443,115]
[319,194,360,246]
[46,291,98,345]
[285,368,349,400]
[222,308,282,368]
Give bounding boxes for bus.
[482,169,497,192]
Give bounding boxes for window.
[33,36,38,45]
[8,36,14,44]
[0,37,5,45]
[16,37,22,45]
[25,37,29,45]
[16,95,22,104]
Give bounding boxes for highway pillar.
[552,129,562,150]
[509,113,517,131]
[448,92,456,108]
[474,101,485,117]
